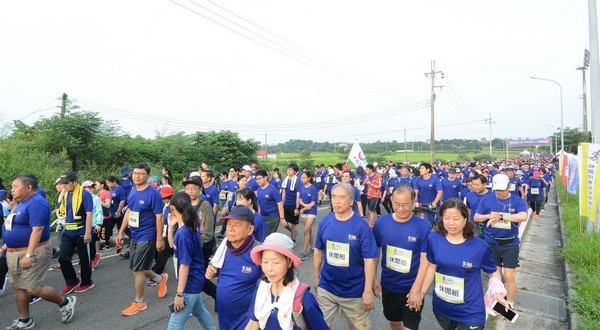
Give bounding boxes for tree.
[191,131,261,170]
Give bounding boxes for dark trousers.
[59,233,93,286]
[102,216,116,242]
[382,196,392,214]
[151,237,172,274]
[529,199,543,215]
[0,254,7,283]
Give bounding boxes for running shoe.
[5,318,35,329]
[91,252,101,270]
[157,273,168,298]
[74,280,94,293]
[121,301,147,316]
[307,248,314,256]
[0,276,7,295]
[298,252,308,261]
[146,279,157,286]
[59,296,77,323]
[119,251,130,259]
[60,279,80,295]
[29,296,42,305]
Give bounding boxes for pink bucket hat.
[251,233,302,268]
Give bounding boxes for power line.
[169,0,416,102]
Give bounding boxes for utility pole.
[424,61,444,163]
[60,93,68,117]
[484,113,495,155]
[264,131,268,159]
[577,49,590,134]
[404,126,408,162]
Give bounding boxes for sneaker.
[115,243,123,254]
[59,296,77,323]
[307,248,314,256]
[298,252,308,261]
[29,296,42,305]
[0,276,7,295]
[292,240,297,248]
[146,279,157,286]
[75,281,95,293]
[119,251,130,259]
[5,318,35,329]
[52,264,62,272]
[121,300,147,316]
[533,213,540,220]
[91,252,101,270]
[157,273,168,299]
[60,279,80,295]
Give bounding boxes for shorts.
[382,286,423,329]
[488,242,520,268]
[130,240,156,272]
[7,242,53,290]
[283,205,299,225]
[367,198,380,211]
[300,213,317,219]
[433,310,484,330]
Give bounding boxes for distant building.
[257,150,277,160]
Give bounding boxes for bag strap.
[293,282,309,313]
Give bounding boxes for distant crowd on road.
[0,155,557,330]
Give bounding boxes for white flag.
[348,141,368,168]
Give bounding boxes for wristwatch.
[25,253,34,259]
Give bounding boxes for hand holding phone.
[491,300,518,323]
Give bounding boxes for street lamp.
[530,76,564,157]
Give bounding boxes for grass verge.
[556,180,600,330]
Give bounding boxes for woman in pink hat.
[245,233,329,330]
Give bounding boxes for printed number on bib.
[435,272,465,304]
[316,177,322,183]
[128,211,140,228]
[326,240,350,267]
[386,245,412,273]
[219,192,227,200]
[491,212,512,230]
[4,213,15,231]
[389,187,394,193]
[509,183,516,192]
[530,188,540,195]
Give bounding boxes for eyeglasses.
[391,202,412,209]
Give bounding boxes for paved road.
[1,206,445,329]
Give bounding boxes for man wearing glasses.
[372,185,431,330]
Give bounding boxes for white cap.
[241,165,252,172]
[373,162,378,167]
[189,171,200,178]
[492,174,510,191]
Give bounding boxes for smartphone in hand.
[491,300,519,323]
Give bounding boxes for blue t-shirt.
[465,190,493,221]
[37,187,47,199]
[398,176,414,187]
[109,185,126,216]
[282,177,299,206]
[384,178,399,197]
[351,186,361,213]
[325,176,337,194]
[247,178,259,192]
[313,171,325,189]
[475,194,527,246]
[459,187,471,200]
[426,232,496,325]
[508,177,520,197]
[203,185,219,208]
[173,226,205,294]
[219,181,230,201]
[249,285,330,330]
[413,175,442,205]
[2,193,51,248]
[253,212,267,242]
[373,214,431,293]
[315,212,378,298]
[256,184,282,217]
[527,178,546,201]
[217,248,261,330]
[127,185,164,242]
[441,178,461,201]
[268,178,282,191]
[227,180,239,192]
[63,189,94,237]
[298,184,319,216]
[121,178,133,198]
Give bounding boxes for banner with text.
[506,138,552,147]
[579,143,600,221]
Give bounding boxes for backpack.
[292,282,312,330]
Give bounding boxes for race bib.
[228,193,234,201]
[386,245,412,273]
[326,240,350,267]
[4,213,14,231]
[219,192,227,200]
[509,183,516,192]
[435,272,465,304]
[128,211,140,228]
[316,177,322,183]
[491,212,512,230]
[530,188,540,195]
[163,224,168,238]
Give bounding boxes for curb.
[556,191,581,330]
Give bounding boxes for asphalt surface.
[0,205,446,330]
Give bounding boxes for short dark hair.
[202,170,214,179]
[435,199,475,239]
[366,164,375,171]
[288,163,299,172]
[15,175,38,190]
[105,175,119,184]
[262,264,295,287]
[255,169,268,178]
[473,174,487,184]
[133,162,151,175]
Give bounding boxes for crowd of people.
[0,155,556,329]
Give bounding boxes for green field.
[261,151,522,169]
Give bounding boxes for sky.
[0,0,595,145]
